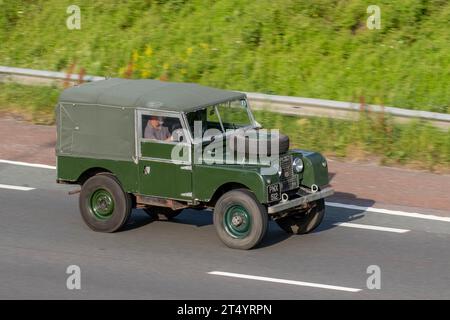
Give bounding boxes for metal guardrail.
[1,65,449,126]
[246,92,450,123]
[0,65,106,82]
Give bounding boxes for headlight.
[277,165,282,177]
[293,157,304,173]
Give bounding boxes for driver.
[144,116,171,141]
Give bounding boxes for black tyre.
[213,189,268,250]
[79,173,132,233]
[143,206,182,221]
[277,133,290,154]
[276,199,325,234]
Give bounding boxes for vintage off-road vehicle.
[56,79,333,249]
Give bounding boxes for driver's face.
[149,117,163,128]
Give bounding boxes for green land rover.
[56,78,334,249]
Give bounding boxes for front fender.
[293,150,330,188]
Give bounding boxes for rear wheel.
[143,206,182,221]
[275,199,325,234]
[79,174,132,232]
[213,189,268,250]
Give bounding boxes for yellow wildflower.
[132,50,139,62]
[145,45,153,57]
[141,70,151,78]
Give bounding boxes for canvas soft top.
[59,78,246,112]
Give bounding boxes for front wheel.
[213,189,268,250]
[275,199,325,234]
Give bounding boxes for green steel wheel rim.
[90,188,115,220]
[223,204,252,239]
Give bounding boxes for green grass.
[1,82,448,171]
[0,0,449,113]
[0,83,60,124]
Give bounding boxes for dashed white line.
[327,202,450,223]
[334,222,410,233]
[0,184,35,191]
[208,271,361,293]
[0,159,56,170]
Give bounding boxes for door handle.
[144,166,151,175]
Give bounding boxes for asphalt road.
[0,162,449,299]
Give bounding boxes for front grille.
[279,154,298,191]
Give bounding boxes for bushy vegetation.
[1,0,449,112]
[0,83,59,124]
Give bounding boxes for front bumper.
[267,187,334,214]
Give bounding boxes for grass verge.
[0,83,60,124]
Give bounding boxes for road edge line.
[0,184,35,191]
[334,222,410,233]
[327,202,450,223]
[0,159,56,170]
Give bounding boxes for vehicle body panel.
[192,163,268,204]
[139,140,192,201]
[57,156,139,192]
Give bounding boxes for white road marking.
[0,184,35,191]
[327,202,450,223]
[208,271,361,293]
[0,159,56,170]
[334,222,410,233]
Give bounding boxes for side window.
[141,114,185,142]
